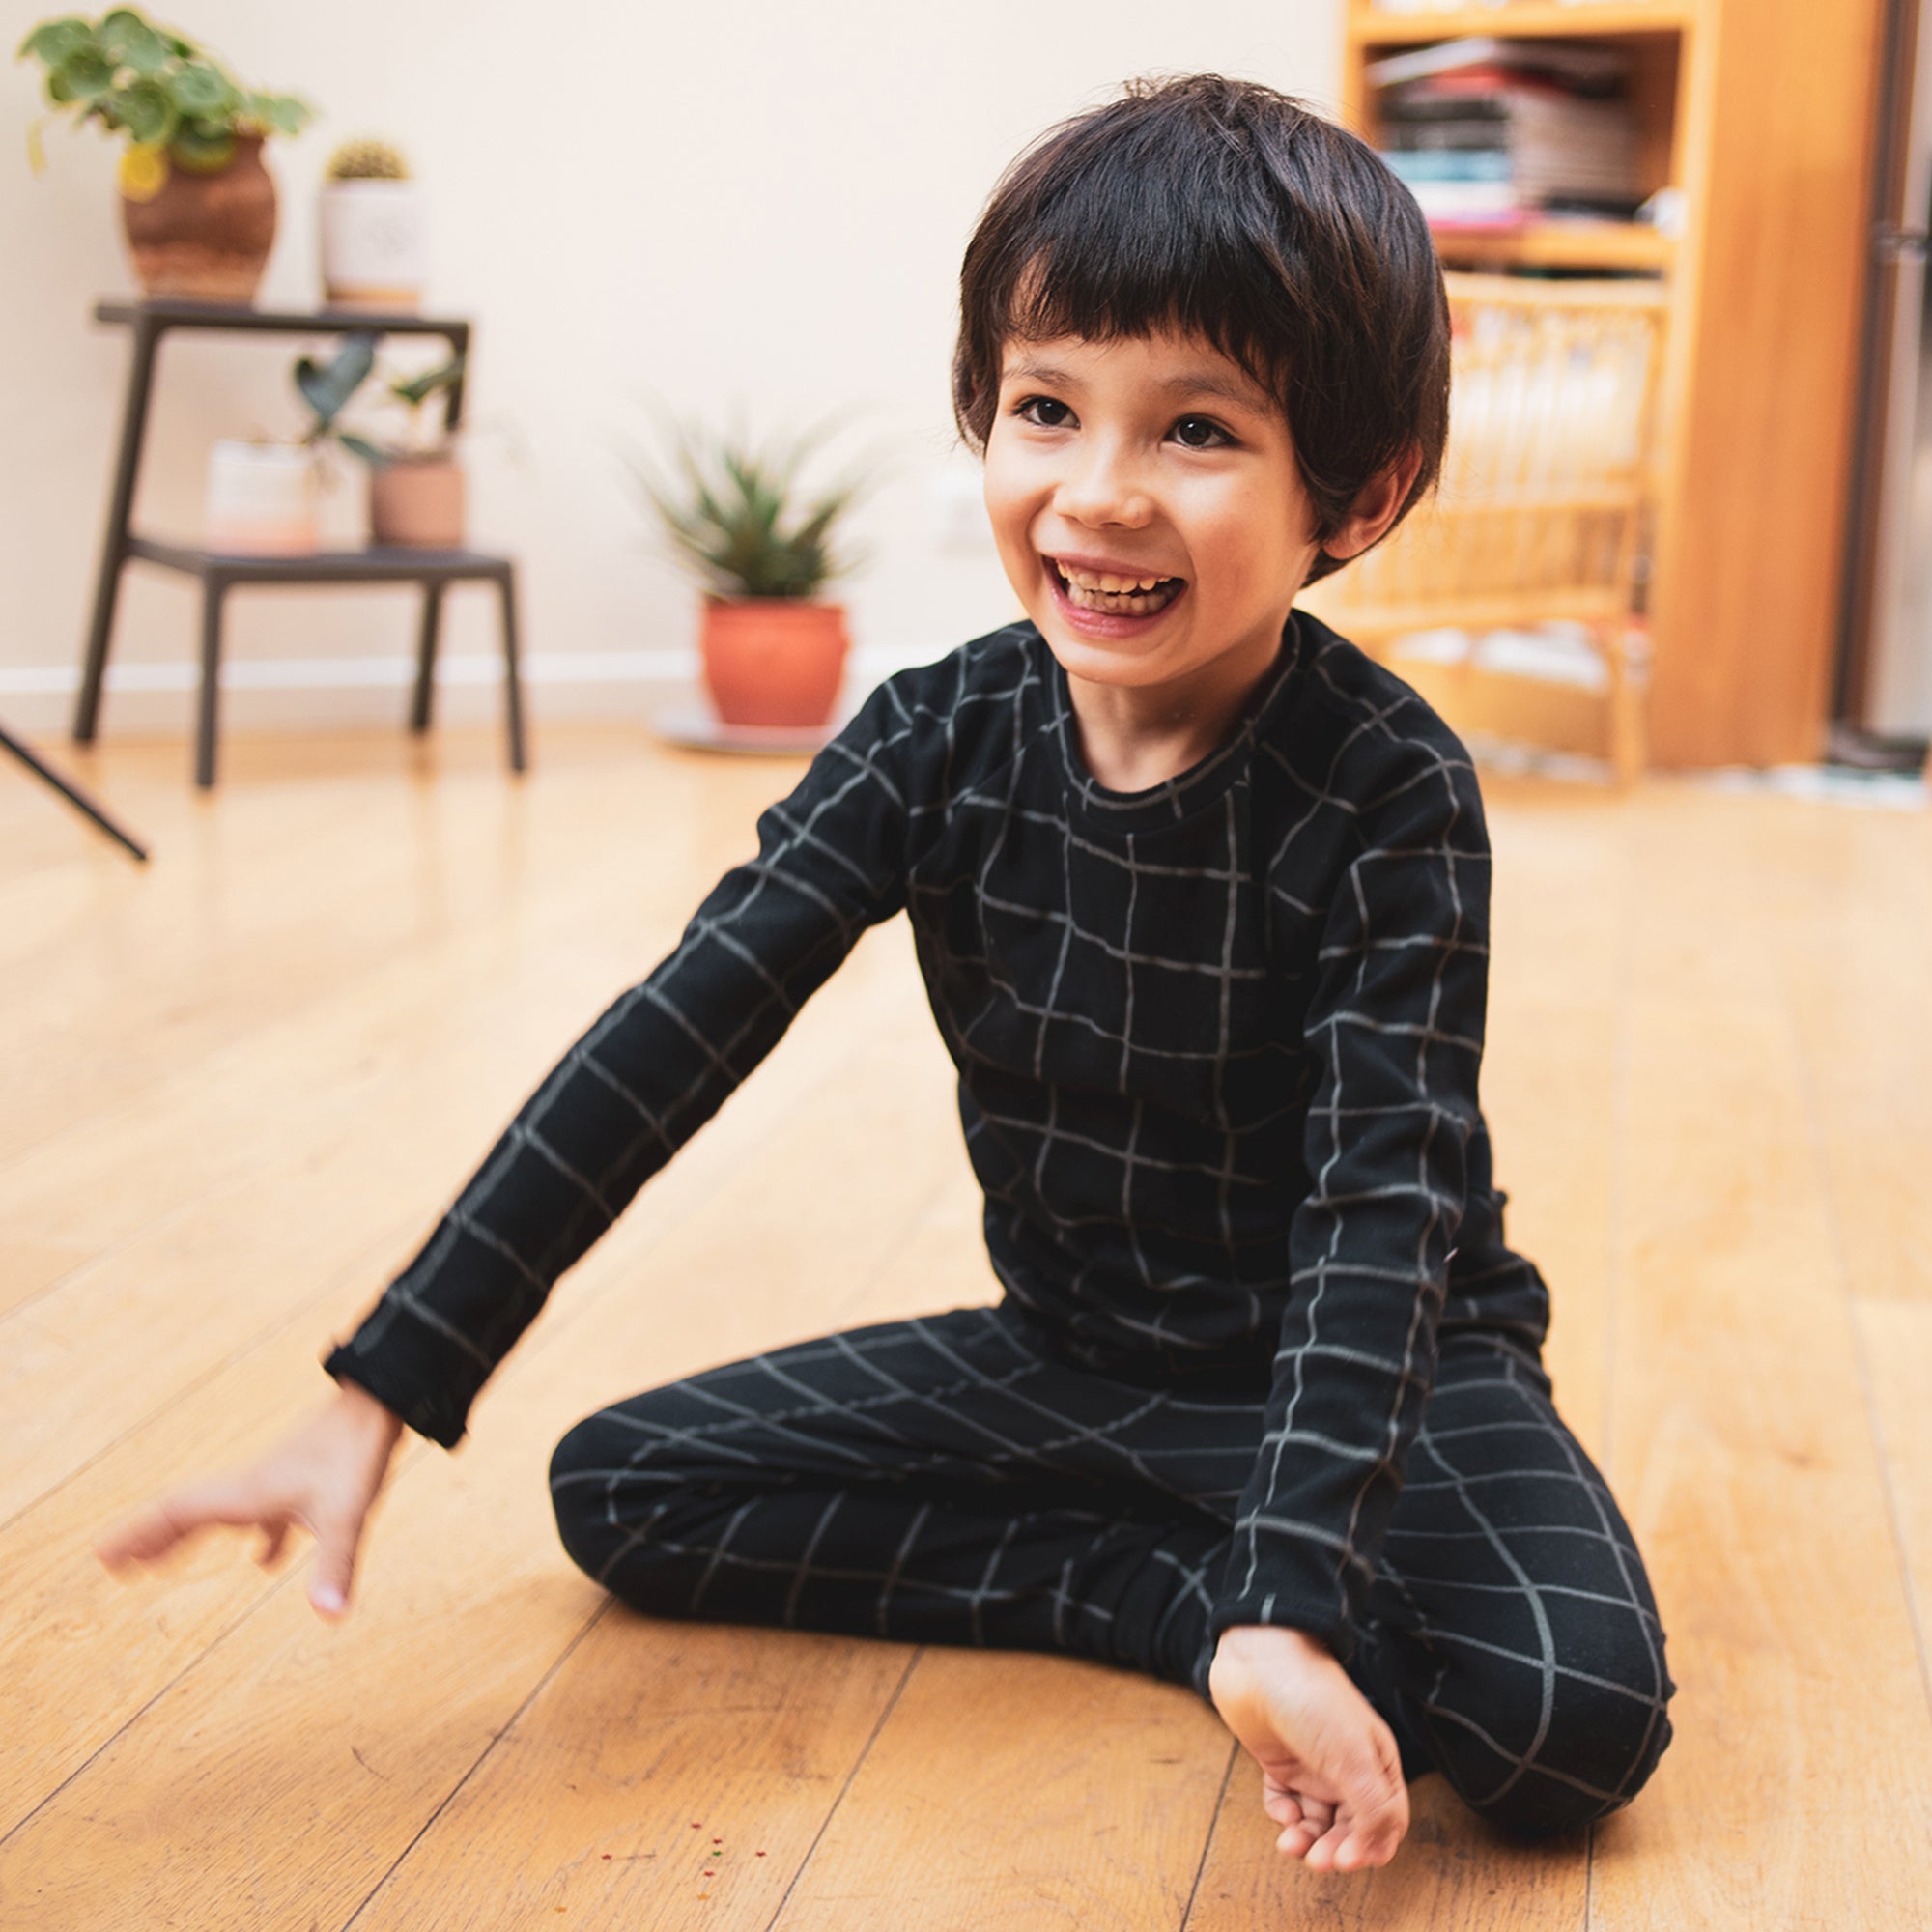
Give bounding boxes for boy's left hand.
[1208,1623,1409,1872]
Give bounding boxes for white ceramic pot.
[319,180,428,310]
[205,440,320,554]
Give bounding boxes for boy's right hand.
[95,1378,406,1620]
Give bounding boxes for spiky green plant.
[16,9,311,176]
[325,137,408,181]
[631,416,871,601]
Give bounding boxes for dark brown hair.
[952,74,1449,582]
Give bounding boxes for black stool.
[73,299,526,789]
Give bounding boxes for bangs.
[991,146,1305,407]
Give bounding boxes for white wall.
[0,0,1342,739]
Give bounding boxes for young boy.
[99,75,1674,1873]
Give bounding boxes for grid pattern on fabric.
[326,610,1551,1657]
[549,1308,1674,1840]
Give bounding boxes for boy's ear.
[1320,442,1426,564]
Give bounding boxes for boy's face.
[982,327,1321,706]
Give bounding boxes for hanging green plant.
[16,8,311,186]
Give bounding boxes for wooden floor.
[2,718,1929,1930]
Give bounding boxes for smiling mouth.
[1047,557,1186,617]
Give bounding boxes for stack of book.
[1371,37,1644,229]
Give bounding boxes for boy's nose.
[1055,447,1153,527]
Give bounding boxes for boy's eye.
[1171,415,1233,449]
[1013,395,1073,429]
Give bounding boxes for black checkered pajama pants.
[550,1304,1674,1840]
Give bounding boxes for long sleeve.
[323,679,916,1447]
[1210,740,1491,1661]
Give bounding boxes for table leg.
[195,579,227,790]
[74,314,163,745]
[497,568,527,774]
[411,580,446,733]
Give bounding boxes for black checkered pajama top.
[326,611,1556,1662]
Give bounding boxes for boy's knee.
[549,1408,716,1611]
[550,1408,689,1589]
[1467,1666,1674,1840]
[549,1410,622,1578]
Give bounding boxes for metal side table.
[74,298,526,789]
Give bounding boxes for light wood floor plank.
[1850,1300,1932,1680]
[1764,801,1932,1305]
[772,1653,1231,1932]
[1186,1776,1585,1930]
[0,1238,92,1321]
[1587,789,1932,1928]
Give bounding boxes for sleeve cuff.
[1209,1577,1357,1664]
[321,1301,486,1450]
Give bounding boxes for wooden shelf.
[1429,219,1675,270]
[1351,2,1693,43]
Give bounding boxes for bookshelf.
[1339,0,1889,767]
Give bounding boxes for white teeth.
[1056,566,1183,617]
[1061,564,1169,593]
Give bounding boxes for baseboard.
[0,646,918,738]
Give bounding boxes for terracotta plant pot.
[369,456,465,548]
[699,598,850,727]
[121,133,277,303]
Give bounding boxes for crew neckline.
[1042,612,1306,834]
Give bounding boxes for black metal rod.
[497,570,526,774]
[95,298,474,336]
[440,320,470,435]
[411,580,445,732]
[196,580,225,789]
[0,718,149,862]
[74,313,161,743]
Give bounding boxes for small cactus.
[325,138,410,181]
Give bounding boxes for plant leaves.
[167,118,233,172]
[99,8,167,72]
[166,58,231,118]
[625,408,870,598]
[337,432,388,467]
[295,332,378,434]
[19,17,92,65]
[389,354,465,409]
[250,91,311,136]
[117,77,174,144]
[56,45,114,98]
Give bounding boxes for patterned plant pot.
[320,180,428,310]
[121,132,276,303]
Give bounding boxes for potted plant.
[18,8,312,303]
[337,355,469,548]
[632,419,871,729]
[203,329,373,553]
[318,137,427,311]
